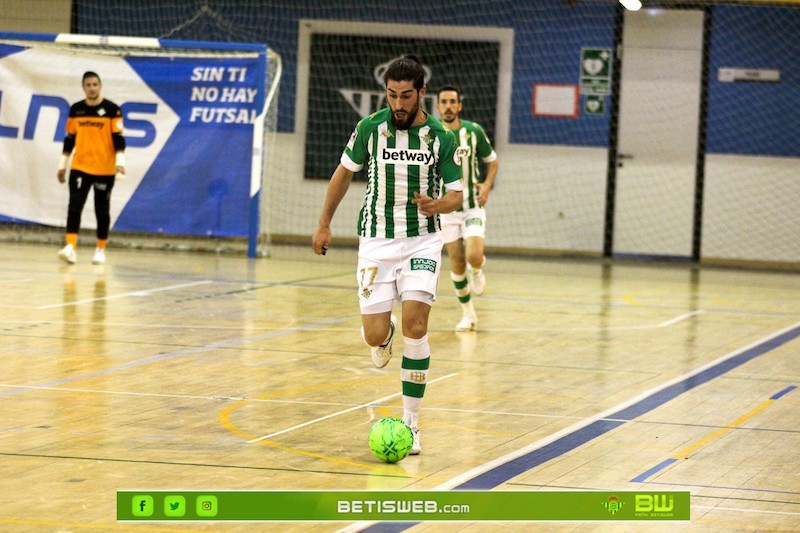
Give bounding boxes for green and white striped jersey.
[452,119,497,211]
[341,107,461,238]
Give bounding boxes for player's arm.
[113,131,126,177]
[312,163,354,255]
[413,185,462,217]
[57,133,76,183]
[414,128,463,216]
[477,157,498,207]
[475,123,498,206]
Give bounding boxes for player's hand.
[312,226,331,256]
[476,183,490,207]
[115,165,126,180]
[57,169,66,183]
[412,192,437,217]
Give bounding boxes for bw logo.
[635,494,674,513]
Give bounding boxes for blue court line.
[456,324,800,490]
[0,317,346,397]
[359,322,800,533]
[631,458,679,483]
[631,383,796,483]
[771,385,797,400]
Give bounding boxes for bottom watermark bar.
[118,490,690,521]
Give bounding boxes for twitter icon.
[164,495,186,517]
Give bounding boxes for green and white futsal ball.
[368,417,413,463]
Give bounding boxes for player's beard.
[391,98,420,130]
[440,111,456,125]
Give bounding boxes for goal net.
[0,31,281,257]
[8,1,798,268]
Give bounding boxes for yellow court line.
[674,398,774,459]
[218,376,437,477]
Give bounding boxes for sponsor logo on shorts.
[465,217,483,227]
[410,258,437,273]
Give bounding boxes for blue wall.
[706,5,800,157]
[76,1,799,156]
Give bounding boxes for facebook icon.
[132,495,154,517]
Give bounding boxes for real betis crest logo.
[602,496,624,515]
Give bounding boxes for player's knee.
[401,315,428,339]
[363,327,389,347]
[467,250,485,269]
[450,257,467,274]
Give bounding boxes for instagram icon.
[196,495,218,517]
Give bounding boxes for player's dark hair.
[437,85,461,101]
[384,55,425,91]
[82,71,101,83]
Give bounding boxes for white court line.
[0,309,707,332]
[4,383,783,434]
[693,505,800,517]
[658,310,705,327]
[434,321,800,491]
[337,320,800,533]
[247,373,459,444]
[0,384,721,429]
[426,310,706,333]
[0,384,247,402]
[35,280,213,309]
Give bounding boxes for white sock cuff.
[403,335,429,359]
[450,271,466,282]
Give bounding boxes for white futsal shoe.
[403,413,421,455]
[92,248,106,265]
[455,314,477,332]
[58,244,77,264]
[468,264,486,296]
[370,314,397,368]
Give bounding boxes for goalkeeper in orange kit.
[57,71,126,265]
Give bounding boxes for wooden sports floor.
[0,241,798,532]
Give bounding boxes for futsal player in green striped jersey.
[312,55,463,454]
[436,86,498,332]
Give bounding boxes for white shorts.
[440,207,487,244]
[357,232,443,312]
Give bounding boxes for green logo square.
[164,495,186,517]
[196,495,218,517]
[131,495,154,517]
[410,257,437,273]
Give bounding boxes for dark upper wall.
[75,0,799,157]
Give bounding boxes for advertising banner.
[0,37,266,237]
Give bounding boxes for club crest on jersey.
[380,148,434,166]
[410,258,437,273]
[347,129,358,150]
